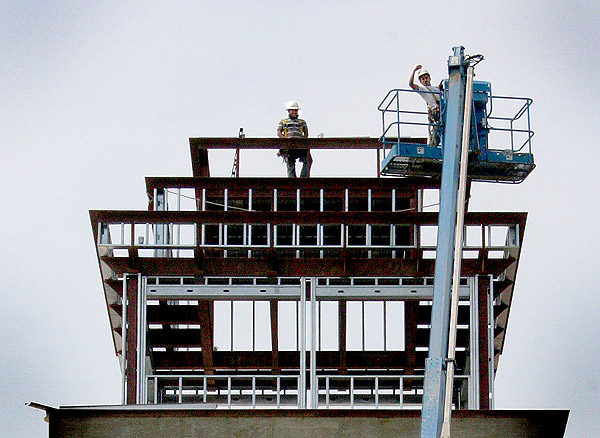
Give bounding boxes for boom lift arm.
[419,46,474,438]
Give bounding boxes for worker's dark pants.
[285,153,313,178]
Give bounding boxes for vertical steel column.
[310,278,318,408]
[252,301,256,352]
[488,274,495,408]
[136,275,142,404]
[339,300,347,374]
[299,277,307,408]
[404,300,419,375]
[273,188,278,250]
[137,274,146,404]
[367,189,372,259]
[121,275,128,405]
[154,188,167,258]
[231,301,235,351]
[319,189,324,259]
[296,189,301,259]
[420,46,467,438]
[201,188,206,248]
[175,189,181,258]
[476,274,490,408]
[223,189,228,258]
[270,299,279,374]
[248,189,253,257]
[383,302,387,351]
[470,275,481,409]
[125,274,139,404]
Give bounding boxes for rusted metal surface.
[146,176,437,190]
[91,209,525,230]
[145,176,439,203]
[125,276,138,404]
[478,276,491,409]
[189,137,427,177]
[90,143,528,409]
[90,209,524,280]
[146,328,468,352]
[191,137,384,150]
[90,203,525,387]
[150,351,437,371]
[100,256,516,279]
[269,300,279,373]
[338,301,347,374]
[404,300,419,375]
[198,301,214,374]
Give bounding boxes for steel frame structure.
[90,137,525,412]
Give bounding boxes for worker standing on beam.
[277,100,312,177]
[409,65,443,146]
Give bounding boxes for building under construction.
[35,48,568,437]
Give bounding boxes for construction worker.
[277,101,312,177]
[409,65,443,146]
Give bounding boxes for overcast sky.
[2,2,599,437]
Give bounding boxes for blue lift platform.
[379,77,535,183]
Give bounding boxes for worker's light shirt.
[415,84,441,109]
[278,117,308,138]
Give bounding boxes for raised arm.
[409,64,422,90]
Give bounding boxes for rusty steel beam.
[404,300,419,375]
[91,209,526,224]
[125,276,138,405]
[91,210,526,230]
[189,137,427,151]
[198,301,214,374]
[417,304,471,326]
[145,312,473,349]
[145,176,439,193]
[191,137,378,151]
[151,351,408,370]
[269,300,279,374]
[478,276,491,409]
[90,210,438,225]
[147,305,200,324]
[100,256,515,279]
[149,350,469,372]
[189,137,428,177]
[339,301,347,374]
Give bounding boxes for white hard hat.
[418,69,430,78]
[286,101,300,110]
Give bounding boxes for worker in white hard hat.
[277,101,312,177]
[409,65,443,146]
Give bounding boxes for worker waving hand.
[409,65,443,146]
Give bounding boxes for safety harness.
[280,118,306,137]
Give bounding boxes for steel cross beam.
[420,46,468,438]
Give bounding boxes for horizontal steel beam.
[150,350,469,371]
[91,210,526,226]
[145,176,439,192]
[190,137,385,150]
[146,284,471,300]
[100,255,515,278]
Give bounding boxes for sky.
[1,1,599,436]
